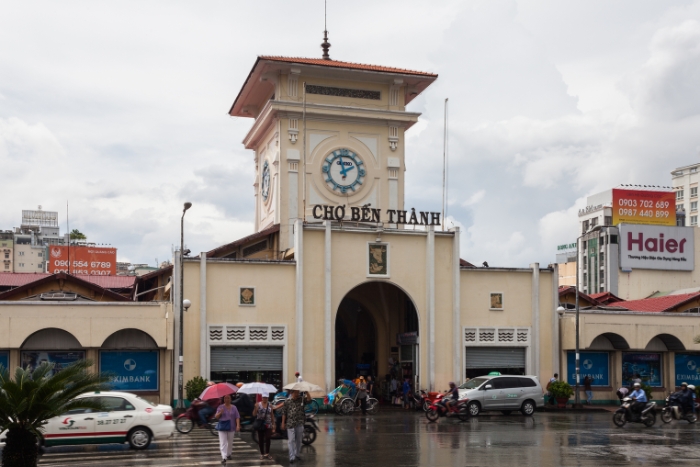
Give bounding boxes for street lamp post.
[177,202,192,409]
[575,224,607,407]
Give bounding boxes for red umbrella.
[198,382,238,400]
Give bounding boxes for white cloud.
[1,0,700,267]
[462,190,486,207]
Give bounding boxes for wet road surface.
[30,410,700,466]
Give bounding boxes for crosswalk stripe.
[37,431,284,466]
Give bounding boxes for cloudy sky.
[1,0,699,267]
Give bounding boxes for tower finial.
[321,30,331,60]
[321,0,331,60]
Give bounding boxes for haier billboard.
[619,224,694,271]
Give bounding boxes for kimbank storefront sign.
[619,224,694,271]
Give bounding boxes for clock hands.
[338,155,355,178]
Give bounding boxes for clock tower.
[229,49,437,252]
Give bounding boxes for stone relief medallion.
[240,287,255,306]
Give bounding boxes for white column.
[427,227,435,391]
[530,263,540,379]
[324,221,332,392]
[294,219,304,375]
[199,252,207,379]
[452,227,461,383]
[552,263,560,377]
[172,252,181,404]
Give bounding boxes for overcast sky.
[2,0,700,267]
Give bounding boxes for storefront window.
[210,370,282,390]
[674,353,700,387]
[566,351,609,386]
[622,353,662,387]
[20,351,84,376]
[0,351,8,369]
[100,350,159,392]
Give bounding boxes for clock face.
[261,161,271,201]
[322,149,366,194]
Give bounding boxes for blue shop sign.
[0,352,8,370]
[100,351,159,392]
[566,351,609,387]
[675,353,700,387]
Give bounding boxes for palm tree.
[0,360,109,467]
[69,229,87,241]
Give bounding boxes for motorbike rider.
[197,397,221,427]
[672,382,695,416]
[629,382,648,416]
[441,382,459,411]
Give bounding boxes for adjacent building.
[672,162,700,226]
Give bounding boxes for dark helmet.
[449,381,456,388]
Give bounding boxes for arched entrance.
[335,282,420,393]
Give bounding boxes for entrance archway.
[335,282,420,395]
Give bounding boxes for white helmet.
[689,385,696,391]
[633,382,641,388]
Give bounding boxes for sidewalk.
[538,404,618,413]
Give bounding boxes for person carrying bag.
[215,394,241,466]
[252,392,275,460]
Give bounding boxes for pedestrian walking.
[546,373,558,406]
[366,375,374,398]
[390,376,399,404]
[402,378,411,409]
[358,376,368,415]
[252,392,275,460]
[295,371,303,383]
[214,394,241,466]
[281,389,311,464]
[584,376,594,405]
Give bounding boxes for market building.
[171,48,561,402]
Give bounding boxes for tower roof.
[229,56,437,117]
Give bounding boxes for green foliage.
[641,383,653,401]
[69,229,86,240]
[549,380,574,399]
[185,376,208,401]
[0,361,109,467]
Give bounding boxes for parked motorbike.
[613,397,656,427]
[661,395,697,424]
[409,389,428,411]
[251,414,319,445]
[175,401,217,435]
[425,398,469,422]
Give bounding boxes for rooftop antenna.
[321,0,331,60]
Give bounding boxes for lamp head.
[556,306,566,317]
[183,299,191,311]
[183,202,192,212]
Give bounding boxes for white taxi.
[0,391,174,450]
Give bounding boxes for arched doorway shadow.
[335,281,420,396]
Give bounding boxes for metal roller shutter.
[210,346,283,372]
[465,347,526,369]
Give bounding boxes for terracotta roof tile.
[259,56,438,77]
[206,224,280,258]
[613,293,700,312]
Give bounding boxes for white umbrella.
[283,381,322,392]
[237,382,278,394]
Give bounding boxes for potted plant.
[549,380,574,408]
[184,376,208,406]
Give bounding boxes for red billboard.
[612,188,675,226]
[48,246,117,276]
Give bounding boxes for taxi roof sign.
[487,371,501,376]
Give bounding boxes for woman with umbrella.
[252,392,275,460]
[199,383,241,465]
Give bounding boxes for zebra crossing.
[37,429,283,467]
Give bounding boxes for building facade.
[672,162,700,226]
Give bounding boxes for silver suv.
[457,375,544,416]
